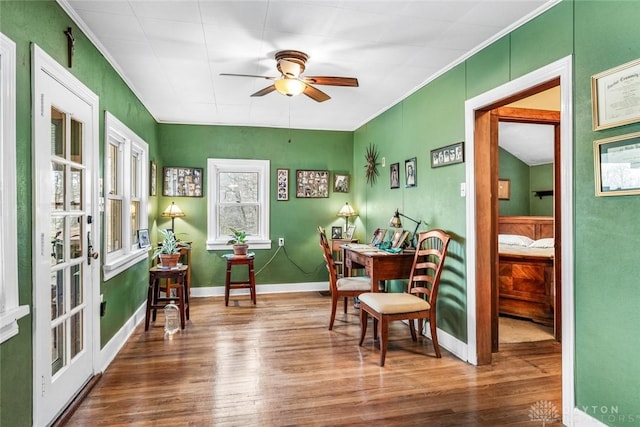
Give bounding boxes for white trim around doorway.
[464,55,575,426]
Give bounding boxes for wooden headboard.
[498,216,554,240]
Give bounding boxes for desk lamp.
[337,202,357,234]
[389,209,422,248]
[162,202,186,233]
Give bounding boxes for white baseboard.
[421,322,468,361]
[190,281,329,297]
[97,302,145,372]
[571,407,608,426]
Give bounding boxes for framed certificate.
[592,58,640,130]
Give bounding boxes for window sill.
[0,305,30,344]
[103,249,149,281]
[206,239,272,251]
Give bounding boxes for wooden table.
[146,265,190,331]
[342,244,415,292]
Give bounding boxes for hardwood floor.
[65,292,562,426]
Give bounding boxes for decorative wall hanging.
[592,58,640,130]
[431,142,464,168]
[364,143,380,185]
[277,168,289,201]
[150,161,157,196]
[594,131,640,196]
[498,179,511,200]
[296,170,329,198]
[390,162,400,189]
[333,173,350,193]
[163,167,203,197]
[405,157,417,188]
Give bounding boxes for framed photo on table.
[331,226,343,239]
[592,58,640,130]
[137,229,151,249]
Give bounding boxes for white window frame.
[0,32,29,343]
[206,158,272,250]
[103,112,149,280]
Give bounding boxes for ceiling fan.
[220,50,358,102]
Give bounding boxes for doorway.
[32,44,100,426]
[464,56,575,425]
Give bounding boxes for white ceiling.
[499,122,554,166]
[59,0,558,132]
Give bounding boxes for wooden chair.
[358,229,451,366]
[318,226,372,330]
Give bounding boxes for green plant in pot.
[227,227,249,255]
[153,229,190,267]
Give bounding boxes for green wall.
[530,163,554,216]
[157,124,354,288]
[499,148,531,216]
[3,1,640,426]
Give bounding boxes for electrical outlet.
[278,237,285,247]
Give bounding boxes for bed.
[498,216,555,326]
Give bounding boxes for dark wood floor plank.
[64,292,562,426]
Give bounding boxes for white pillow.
[498,234,534,247]
[529,238,554,248]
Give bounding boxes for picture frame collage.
[277,169,353,200]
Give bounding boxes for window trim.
[103,112,149,280]
[206,158,271,250]
[0,32,30,343]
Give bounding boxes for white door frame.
[464,55,575,425]
[31,43,100,426]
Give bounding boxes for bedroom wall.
[498,148,530,216]
[529,163,554,216]
[355,0,640,423]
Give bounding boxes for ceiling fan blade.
[251,85,277,97]
[220,73,277,81]
[302,76,359,87]
[303,84,330,102]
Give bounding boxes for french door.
[32,45,100,426]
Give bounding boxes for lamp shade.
[275,77,305,97]
[337,202,357,218]
[162,202,185,218]
[389,209,402,228]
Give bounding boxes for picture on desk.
[370,228,387,246]
[346,225,356,240]
[137,228,151,249]
[331,226,343,239]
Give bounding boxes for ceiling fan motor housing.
[275,50,308,77]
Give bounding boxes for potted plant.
[153,229,189,267]
[227,227,249,255]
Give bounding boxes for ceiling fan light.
[275,78,305,97]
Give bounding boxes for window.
[103,112,149,280]
[0,32,29,343]
[207,159,271,250]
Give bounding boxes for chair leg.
[408,319,417,341]
[329,294,339,330]
[430,311,441,358]
[359,308,368,346]
[372,317,379,341]
[379,316,389,367]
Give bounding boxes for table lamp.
[161,201,186,233]
[389,209,422,248]
[337,202,357,233]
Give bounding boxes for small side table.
[222,253,256,306]
[146,265,190,331]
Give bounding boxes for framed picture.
[346,225,356,240]
[498,179,511,200]
[405,158,417,188]
[277,168,289,201]
[390,162,400,189]
[333,173,350,193]
[390,229,404,248]
[163,167,203,197]
[594,131,640,196]
[137,228,151,249]
[295,170,329,198]
[331,226,343,239]
[394,231,409,249]
[370,228,387,246]
[150,161,157,196]
[431,141,464,168]
[592,58,640,130]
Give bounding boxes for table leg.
[145,276,154,331]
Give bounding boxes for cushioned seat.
[359,229,451,366]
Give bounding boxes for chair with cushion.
[318,226,372,330]
[358,229,451,366]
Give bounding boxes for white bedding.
[499,243,554,259]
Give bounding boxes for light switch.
[460,182,466,197]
